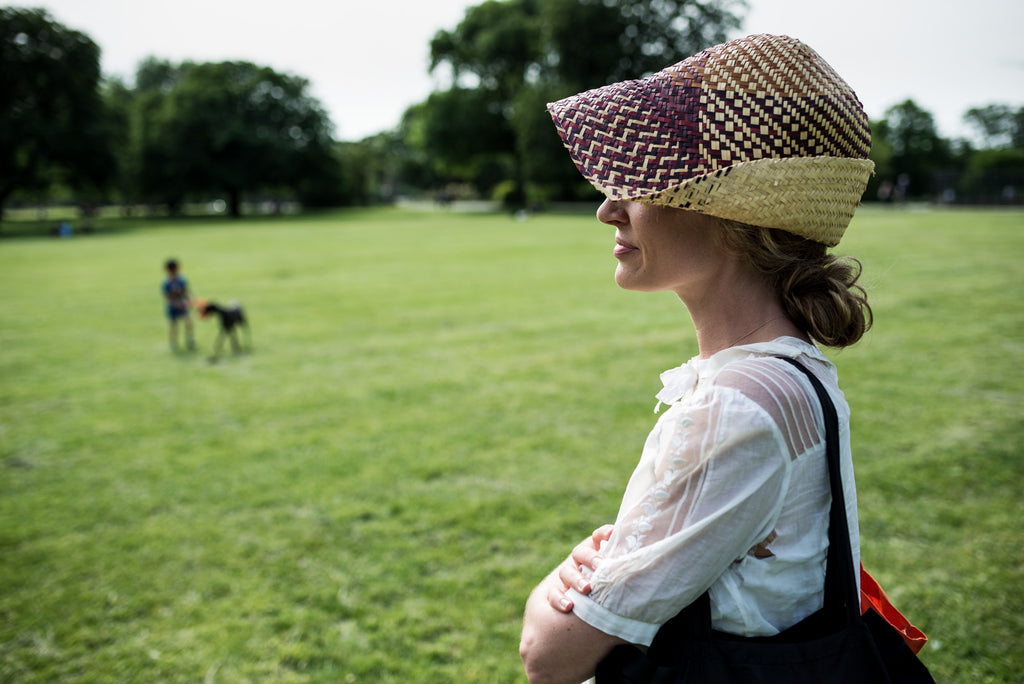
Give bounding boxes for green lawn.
[1,205,1021,682]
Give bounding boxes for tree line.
[2,2,1021,223]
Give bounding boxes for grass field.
[1,205,1022,682]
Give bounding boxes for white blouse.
[568,337,861,645]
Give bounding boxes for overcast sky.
[23,0,1024,142]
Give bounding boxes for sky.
[22,0,1024,143]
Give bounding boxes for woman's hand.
[547,524,614,613]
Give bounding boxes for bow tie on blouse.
[654,363,699,413]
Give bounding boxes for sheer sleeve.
[571,355,828,642]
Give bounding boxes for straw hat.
[547,34,873,246]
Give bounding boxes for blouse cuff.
[566,589,660,646]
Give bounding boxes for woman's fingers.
[592,524,615,545]
[546,525,614,613]
[558,554,592,594]
[570,528,608,578]
[547,580,574,613]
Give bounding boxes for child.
[162,258,196,351]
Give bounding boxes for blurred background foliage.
[2,1,1022,223]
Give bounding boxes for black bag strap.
[777,357,861,624]
[651,356,859,652]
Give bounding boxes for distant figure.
[194,298,250,360]
[434,189,453,208]
[162,259,195,352]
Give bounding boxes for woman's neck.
[681,272,807,359]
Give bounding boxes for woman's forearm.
[520,569,624,684]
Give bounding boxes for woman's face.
[597,199,731,298]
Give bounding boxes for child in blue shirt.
[162,258,196,352]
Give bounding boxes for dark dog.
[195,298,251,359]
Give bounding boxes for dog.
[194,298,251,359]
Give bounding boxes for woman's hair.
[715,218,872,348]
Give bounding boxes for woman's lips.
[613,238,638,258]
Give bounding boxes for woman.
[519,34,874,684]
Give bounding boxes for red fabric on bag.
[860,564,928,654]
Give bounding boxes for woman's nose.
[596,198,627,225]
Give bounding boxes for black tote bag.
[596,358,934,683]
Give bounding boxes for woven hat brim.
[631,156,875,247]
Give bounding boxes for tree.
[430,0,542,98]
[0,8,113,219]
[959,105,1024,202]
[100,77,138,208]
[872,100,953,198]
[864,119,894,201]
[427,0,542,205]
[543,0,747,91]
[422,0,746,204]
[958,147,1024,203]
[404,87,516,195]
[130,60,196,212]
[134,60,339,216]
[964,104,1024,149]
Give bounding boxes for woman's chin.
[614,268,647,292]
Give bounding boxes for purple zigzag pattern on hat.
[553,71,706,197]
